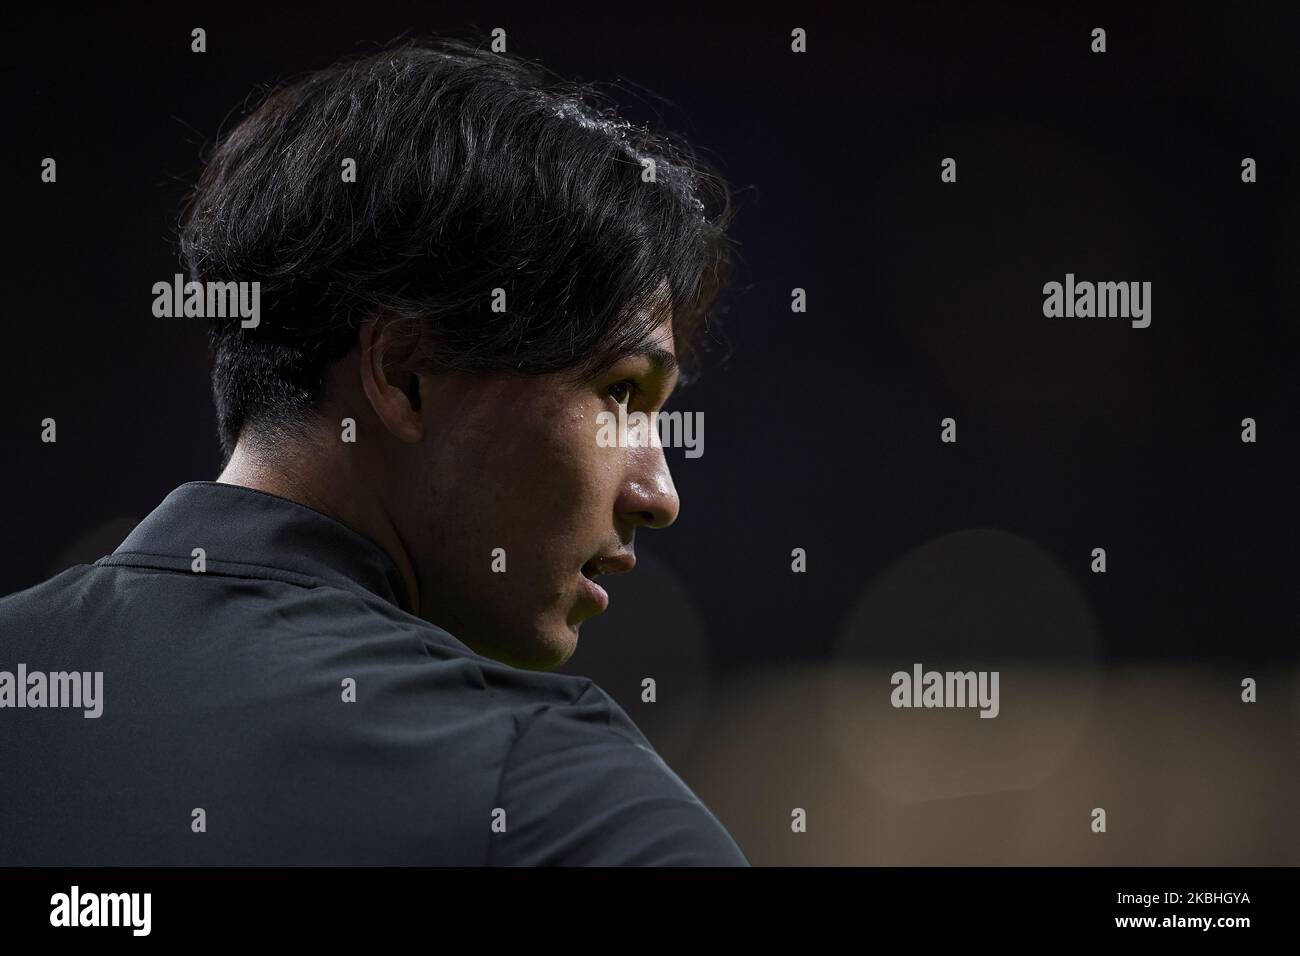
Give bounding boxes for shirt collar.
[111,481,413,611]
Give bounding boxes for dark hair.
[179,36,736,461]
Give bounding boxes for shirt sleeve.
[488,684,750,866]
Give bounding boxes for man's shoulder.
[489,680,749,866]
[0,563,95,612]
[0,560,747,866]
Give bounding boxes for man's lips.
[578,573,610,613]
[582,552,636,577]
[578,551,636,613]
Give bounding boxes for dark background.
[4,2,1299,864]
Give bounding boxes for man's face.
[395,319,682,669]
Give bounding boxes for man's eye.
[608,380,636,406]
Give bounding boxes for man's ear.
[358,316,425,443]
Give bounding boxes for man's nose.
[617,448,680,530]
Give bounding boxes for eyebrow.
[585,345,680,388]
[637,346,679,380]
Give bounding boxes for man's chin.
[474,624,579,672]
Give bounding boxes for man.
[0,38,748,866]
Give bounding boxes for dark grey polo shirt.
[0,481,748,866]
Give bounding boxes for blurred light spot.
[826,528,1100,801]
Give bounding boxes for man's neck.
[216,440,421,616]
